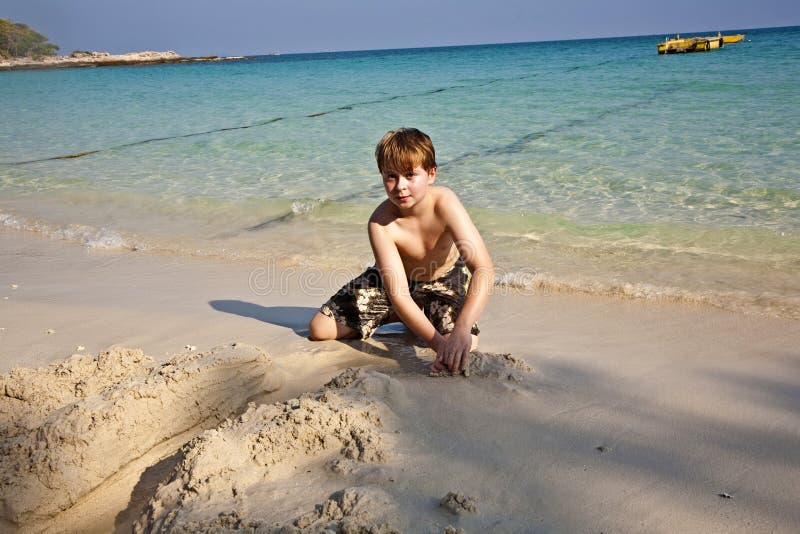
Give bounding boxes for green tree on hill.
[0,18,59,59]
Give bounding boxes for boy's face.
[381,165,436,209]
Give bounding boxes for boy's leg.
[308,311,359,340]
[308,266,392,341]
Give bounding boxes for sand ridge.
[1,347,156,440]
[0,343,274,526]
[135,368,398,532]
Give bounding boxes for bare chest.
[391,219,457,280]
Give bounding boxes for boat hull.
[658,36,724,54]
[657,33,744,54]
[722,34,745,44]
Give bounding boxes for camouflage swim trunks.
[320,258,480,339]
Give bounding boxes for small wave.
[245,199,328,231]
[490,221,800,265]
[494,268,800,320]
[1,210,136,251]
[291,199,325,215]
[0,207,367,269]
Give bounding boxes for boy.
[308,128,493,373]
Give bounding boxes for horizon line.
[230,23,797,58]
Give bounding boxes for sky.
[3,0,800,56]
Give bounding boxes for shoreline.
[0,50,256,71]
[2,198,798,322]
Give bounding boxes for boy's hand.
[433,328,472,373]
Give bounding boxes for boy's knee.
[308,312,357,341]
[308,312,335,341]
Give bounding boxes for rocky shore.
[0,50,251,71]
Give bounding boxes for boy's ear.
[428,166,437,183]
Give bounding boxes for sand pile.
[147,486,400,534]
[132,362,527,532]
[135,369,399,533]
[428,351,533,380]
[439,492,479,515]
[0,343,273,525]
[290,486,400,533]
[1,347,156,439]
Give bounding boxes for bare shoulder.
[432,185,458,203]
[369,199,397,226]
[367,200,398,248]
[431,186,470,221]
[367,201,404,269]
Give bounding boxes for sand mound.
[328,367,410,411]
[429,351,533,380]
[145,486,399,533]
[135,370,394,533]
[324,366,364,389]
[1,347,156,439]
[0,343,273,525]
[439,492,479,515]
[291,486,399,533]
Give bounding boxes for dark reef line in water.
[2,56,628,167]
[5,118,285,165]
[442,83,681,167]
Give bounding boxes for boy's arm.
[368,221,447,352]
[436,188,494,372]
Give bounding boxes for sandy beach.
[2,229,799,533]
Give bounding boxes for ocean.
[1,26,799,318]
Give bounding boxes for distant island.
[0,50,251,71]
[0,18,59,59]
[0,18,250,71]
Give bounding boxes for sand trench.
[1,344,275,527]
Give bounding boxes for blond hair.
[375,128,437,174]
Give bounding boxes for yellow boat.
[722,33,745,44]
[657,32,745,54]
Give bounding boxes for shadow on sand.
[208,299,429,373]
[209,300,316,336]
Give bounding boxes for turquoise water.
[2,27,799,317]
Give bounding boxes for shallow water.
[2,26,799,317]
